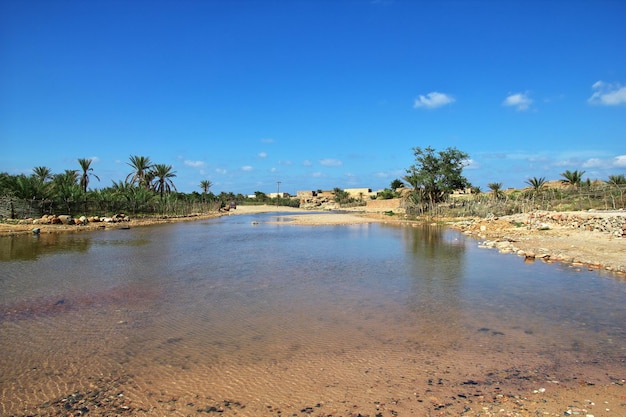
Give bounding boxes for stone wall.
[527,210,626,237]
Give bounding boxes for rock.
[57,215,74,225]
[31,228,40,234]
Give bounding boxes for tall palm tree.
[126,155,153,188]
[78,158,100,193]
[525,176,546,192]
[32,166,53,183]
[150,164,177,198]
[200,180,213,202]
[200,179,213,194]
[560,170,585,187]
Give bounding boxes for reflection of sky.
[2,214,625,352]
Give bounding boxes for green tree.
[333,187,351,204]
[487,182,504,200]
[390,179,404,190]
[200,179,213,204]
[126,155,153,188]
[254,191,267,202]
[525,176,546,192]
[150,164,177,198]
[608,174,626,185]
[403,146,470,205]
[32,166,53,183]
[200,180,213,195]
[52,170,81,214]
[560,170,585,187]
[78,158,100,193]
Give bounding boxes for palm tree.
[150,164,177,198]
[560,170,585,187]
[608,174,626,186]
[525,176,546,193]
[78,158,100,193]
[487,182,504,200]
[126,155,153,188]
[199,180,213,194]
[199,180,213,203]
[32,166,53,183]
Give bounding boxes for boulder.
[57,215,74,225]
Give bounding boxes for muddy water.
[1,213,625,416]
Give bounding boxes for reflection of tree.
[395,224,467,334]
[0,234,92,262]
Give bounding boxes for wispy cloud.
[612,155,626,167]
[413,92,455,109]
[303,160,313,167]
[502,92,532,111]
[588,81,626,106]
[184,160,205,168]
[261,138,275,143]
[258,152,267,158]
[215,168,227,175]
[319,158,342,167]
[241,165,253,172]
[582,158,603,168]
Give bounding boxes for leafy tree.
[560,170,585,187]
[403,146,470,205]
[126,155,153,188]
[78,158,100,193]
[390,179,404,190]
[150,164,177,198]
[254,191,267,201]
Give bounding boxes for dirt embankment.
[448,211,626,275]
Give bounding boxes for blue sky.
[1,0,625,195]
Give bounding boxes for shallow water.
[1,213,625,415]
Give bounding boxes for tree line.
[0,155,230,218]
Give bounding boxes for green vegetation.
[403,146,470,213]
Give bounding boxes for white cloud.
[614,155,626,167]
[588,81,626,105]
[270,167,277,172]
[258,152,267,158]
[582,158,603,168]
[261,138,275,143]
[184,160,205,168]
[241,165,253,171]
[502,92,533,111]
[312,172,323,177]
[215,168,227,174]
[319,158,342,167]
[303,160,313,166]
[413,92,455,109]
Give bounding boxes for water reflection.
[0,233,92,261]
